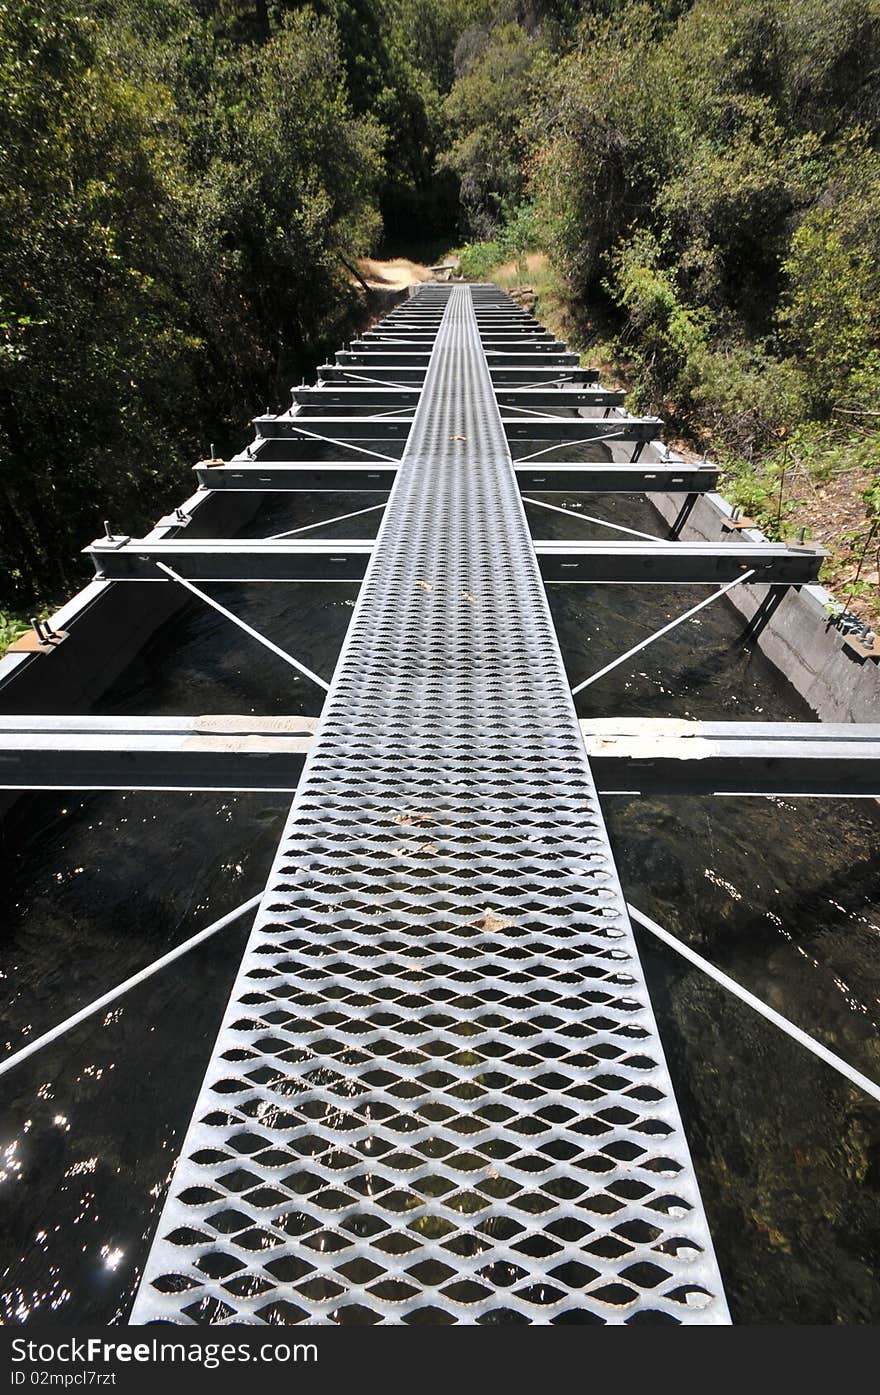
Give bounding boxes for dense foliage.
[0,0,482,607]
[3,0,880,609]
[527,1,880,425]
[447,0,880,586]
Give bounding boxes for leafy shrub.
[441,22,546,237]
[0,611,29,657]
[606,231,710,408]
[780,207,880,413]
[497,202,541,263]
[455,202,541,279]
[604,229,805,454]
[456,240,504,278]
[688,342,805,459]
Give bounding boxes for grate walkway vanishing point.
[131,285,729,1325]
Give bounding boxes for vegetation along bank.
[2,0,879,640]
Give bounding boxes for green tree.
[441,21,546,236]
[0,0,384,606]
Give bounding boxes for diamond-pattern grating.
[131,285,729,1325]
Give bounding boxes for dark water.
[0,790,290,1323]
[1,483,878,1323]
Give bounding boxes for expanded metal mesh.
[132,285,728,1325]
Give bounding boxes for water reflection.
[0,790,289,1324]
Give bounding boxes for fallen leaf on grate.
[393,811,433,827]
[471,907,515,932]
[410,841,438,855]
[450,434,467,442]
[462,590,476,603]
[415,579,433,592]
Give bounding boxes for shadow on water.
[0,483,878,1322]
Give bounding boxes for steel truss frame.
[2,280,876,1331]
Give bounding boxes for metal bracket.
[5,627,69,655]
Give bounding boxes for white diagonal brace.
[364,406,417,420]
[571,570,756,696]
[156,562,330,691]
[323,369,414,392]
[522,494,660,541]
[629,904,880,1106]
[285,422,400,463]
[515,429,626,462]
[0,894,262,1080]
[269,501,386,540]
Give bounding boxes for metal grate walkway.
[131,285,729,1325]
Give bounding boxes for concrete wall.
[0,484,265,716]
[648,486,880,722]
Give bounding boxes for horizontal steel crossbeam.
[85,537,374,582]
[253,414,661,443]
[88,536,823,584]
[335,349,581,368]
[7,717,875,798]
[362,332,564,346]
[504,416,662,441]
[515,463,717,491]
[0,716,316,790]
[580,719,880,795]
[317,364,600,386]
[254,414,413,440]
[536,540,823,583]
[292,387,626,409]
[198,462,398,490]
[197,460,718,493]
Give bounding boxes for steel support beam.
[195,461,398,490]
[536,540,823,584]
[254,415,413,440]
[335,349,580,368]
[505,416,663,442]
[317,364,601,386]
[293,387,421,405]
[5,719,875,797]
[497,392,626,411]
[580,719,880,796]
[291,386,625,410]
[197,459,718,493]
[5,716,874,798]
[514,462,718,491]
[87,536,823,584]
[253,413,661,443]
[0,716,316,790]
[363,332,564,348]
[86,537,373,582]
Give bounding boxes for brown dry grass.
[490,250,548,282]
[355,257,434,291]
[785,468,880,626]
